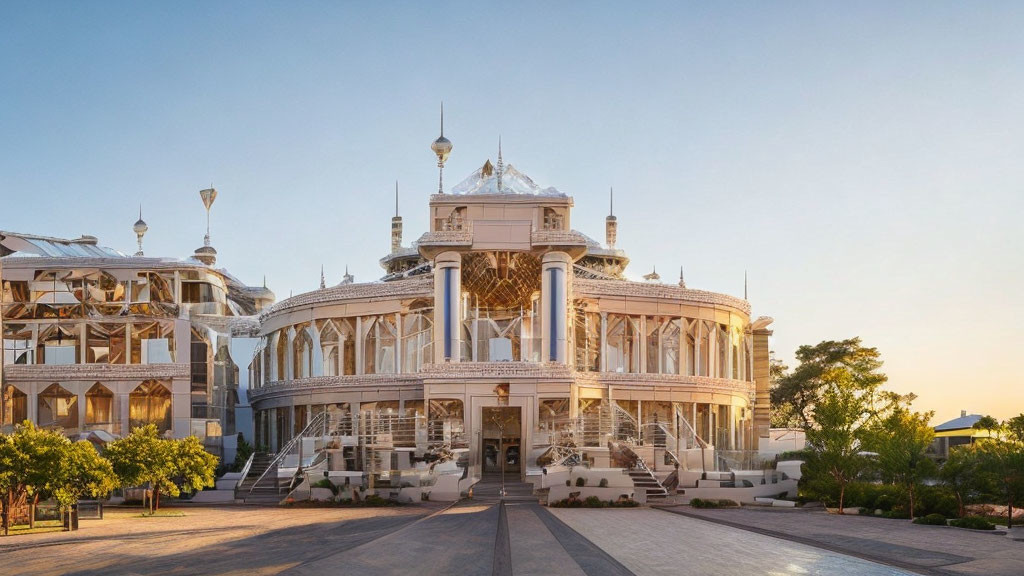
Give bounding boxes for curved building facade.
[248,150,774,492]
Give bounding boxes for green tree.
[771,338,892,430]
[869,408,936,519]
[174,435,217,497]
[803,369,874,512]
[51,441,118,514]
[105,425,177,513]
[1004,414,1024,444]
[0,422,69,530]
[975,439,1024,528]
[940,445,981,518]
[0,432,24,535]
[973,415,1002,439]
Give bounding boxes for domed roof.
[451,160,563,196]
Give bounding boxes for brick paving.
[6,501,1009,575]
[549,507,915,575]
[663,506,1024,576]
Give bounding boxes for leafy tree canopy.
[770,338,895,430]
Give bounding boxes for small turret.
[194,187,218,266]
[430,102,453,194]
[133,206,148,257]
[341,265,354,285]
[643,266,661,283]
[605,187,618,248]
[391,181,403,253]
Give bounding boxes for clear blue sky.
[2,2,1022,420]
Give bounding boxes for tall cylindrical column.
[541,252,571,363]
[433,252,462,363]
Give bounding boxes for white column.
[118,392,130,436]
[268,332,280,381]
[432,251,462,363]
[600,312,608,372]
[540,251,571,363]
[695,321,703,376]
[285,327,296,381]
[639,315,648,373]
[394,313,402,374]
[355,317,364,375]
[308,325,323,377]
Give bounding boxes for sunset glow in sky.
[2,2,1021,421]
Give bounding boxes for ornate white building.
[244,125,774,502]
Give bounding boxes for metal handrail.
[676,405,709,473]
[235,452,256,492]
[641,422,681,466]
[248,411,329,496]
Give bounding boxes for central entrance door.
[481,406,522,475]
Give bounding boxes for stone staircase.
[471,473,536,502]
[235,454,287,505]
[628,468,669,500]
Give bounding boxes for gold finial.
[430,102,453,194]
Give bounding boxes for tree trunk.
[955,491,964,518]
[838,482,845,514]
[909,484,915,521]
[2,489,10,536]
[29,493,39,529]
[1009,495,1014,530]
[154,487,160,513]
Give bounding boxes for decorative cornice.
[264,277,433,318]
[420,362,574,380]
[249,373,424,401]
[3,363,188,382]
[574,278,751,314]
[416,229,474,246]
[574,372,755,395]
[192,314,261,337]
[531,230,589,246]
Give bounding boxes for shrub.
[776,449,814,461]
[610,499,639,507]
[882,508,910,519]
[312,478,338,495]
[565,480,571,486]
[691,498,735,508]
[950,516,995,531]
[583,496,605,508]
[575,477,586,487]
[598,478,609,488]
[874,494,895,512]
[913,513,947,526]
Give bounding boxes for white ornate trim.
[574,278,751,314]
[265,277,433,317]
[3,363,188,382]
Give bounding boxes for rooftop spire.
[679,266,686,288]
[430,102,453,194]
[395,180,399,217]
[496,136,504,193]
[391,181,404,253]
[320,265,326,290]
[133,204,148,257]
[744,270,748,300]
[605,186,618,248]
[610,187,614,216]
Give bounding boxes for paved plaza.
[1,503,1021,575]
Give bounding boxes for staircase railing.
[234,452,256,492]
[612,402,639,443]
[248,410,330,496]
[674,405,712,472]
[642,422,681,467]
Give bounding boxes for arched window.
[85,383,113,428]
[38,383,79,431]
[129,380,171,433]
[2,385,28,428]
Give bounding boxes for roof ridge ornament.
[320,265,326,290]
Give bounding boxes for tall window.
[129,380,172,433]
[606,314,639,373]
[2,385,28,427]
[85,383,113,428]
[38,383,79,431]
